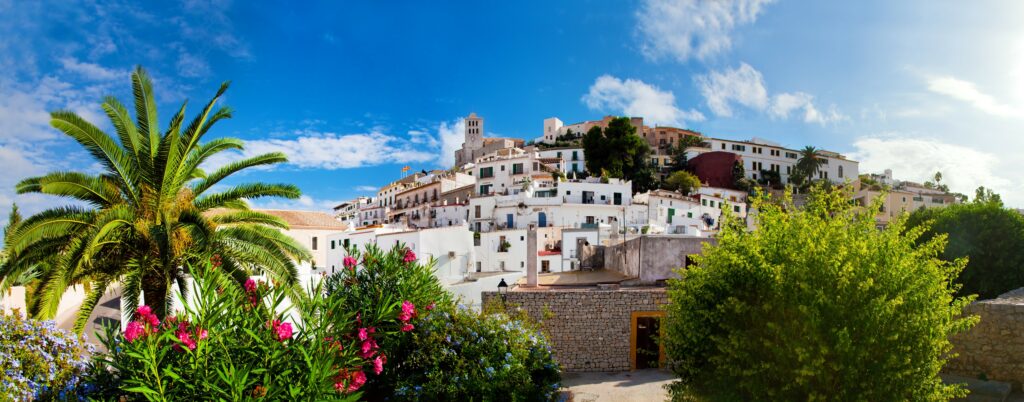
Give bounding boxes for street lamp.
[497,278,508,302]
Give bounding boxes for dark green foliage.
[905,199,1024,299]
[664,187,976,401]
[581,117,653,193]
[386,305,561,401]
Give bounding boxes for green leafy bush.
[906,200,1024,299]
[1,313,93,400]
[85,259,373,401]
[664,188,977,401]
[386,305,561,401]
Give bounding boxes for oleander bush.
[84,257,376,401]
[322,243,560,400]
[0,313,93,400]
[664,187,978,401]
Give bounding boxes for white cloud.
[176,52,211,78]
[353,185,379,192]
[927,76,1020,117]
[58,57,127,82]
[637,0,774,62]
[581,75,705,127]
[697,63,846,124]
[205,130,438,172]
[246,194,344,213]
[851,136,1020,205]
[437,118,465,168]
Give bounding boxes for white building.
[469,177,636,233]
[333,196,371,223]
[693,137,859,185]
[254,209,349,271]
[632,187,745,236]
[537,147,586,175]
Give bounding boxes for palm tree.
[795,146,826,182]
[0,67,311,332]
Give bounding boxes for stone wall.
[946,295,1024,384]
[581,235,716,284]
[483,287,668,372]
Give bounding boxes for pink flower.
[198,328,209,341]
[348,370,367,392]
[176,330,197,351]
[273,321,293,342]
[400,324,414,332]
[357,327,369,341]
[136,305,152,317]
[372,354,386,375]
[425,302,435,311]
[124,321,145,342]
[146,314,160,328]
[359,338,378,358]
[403,248,416,263]
[343,256,357,270]
[244,278,257,293]
[398,300,416,322]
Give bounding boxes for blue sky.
[1,0,1023,217]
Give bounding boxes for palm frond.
[193,183,301,211]
[191,152,288,196]
[16,172,121,207]
[132,66,160,159]
[50,111,140,203]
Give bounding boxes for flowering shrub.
[386,305,562,401]
[322,243,452,397]
[323,244,560,400]
[85,259,371,401]
[0,313,93,400]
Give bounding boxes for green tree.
[665,171,701,195]
[664,187,976,401]
[581,117,652,192]
[0,67,310,331]
[973,186,1003,206]
[905,199,1024,299]
[795,146,825,181]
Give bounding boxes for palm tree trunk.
[141,272,169,319]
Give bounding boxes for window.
[734,205,740,213]
[785,152,798,159]
[557,151,562,158]
[479,184,491,195]
[312,237,318,250]
[331,240,335,250]
[731,144,746,152]
[512,163,524,174]
[344,239,350,248]
[838,165,844,178]
[721,143,726,150]
[572,151,579,161]
[500,165,505,171]
[474,205,481,218]
[701,199,707,206]
[479,167,494,178]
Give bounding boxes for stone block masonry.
[946,295,1024,384]
[483,287,668,372]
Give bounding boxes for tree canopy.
[905,195,1024,299]
[581,117,655,193]
[665,187,975,400]
[0,67,311,330]
[665,171,701,195]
